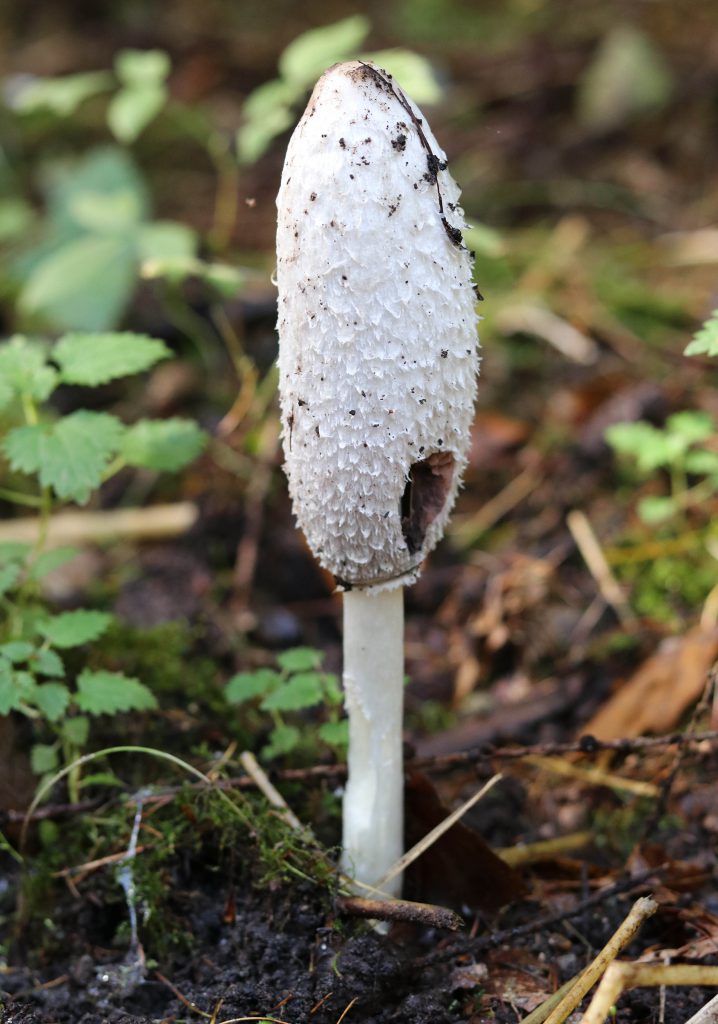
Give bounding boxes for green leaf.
[237,80,296,164]
[577,25,673,132]
[4,411,126,503]
[139,255,244,297]
[62,715,89,746]
[685,450,718,475]
[0,562,22,597]
[260,672,324,711]
[276,647,322,673]
[32,648,65,678]
[0,543,31,563]
[45,147,150,237]
[19,234,137,332]
[108,84,168,143]
[31,743,60,775]
[12,71,113,117]
[38,610,113,648]
[55,331,170,386]
[261,724,300,760]
[121,418,206,471]
[320,673,343,706]
[80,771,124,788]
[686,310,718,357]
[638,495,677,524]
[33,683,71,722]
[666,410,714,445]
[137,222,197,263]
[115,49,171,86]
[67,188,145,233]
[0,659,23,714]
[0,642,34,663]
[318,720,348,748]
[225,668,281,705]
[0,336,57,401]
[361,49,441,104]
[75,670,157,715]
[279,16,371,87]
[0,197,35,243]
[29,546,81,582]
[605,421,684,473]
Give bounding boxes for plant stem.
[341,586,404,898]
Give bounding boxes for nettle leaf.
[225,669,281,705]
[19,234,137,332]
[276,647,322,673]
[685,309,718,357]
[62,715,89,747]
[54,332,170,386]
[318,720,348,748]
[31,743,60,775]
[605,421,683,473]
[4,411,125,503]
[279,15,370,88]
[0,642,34,663]
[261,724,300,760]
[0,337,57,402]
[121,418,206,471]
[260,672,324,711]
[108,84,168,143]
[33,683,71,722]
[75,670,157,715]
[321,673,343,706]
[29,546,81,582]
[0,562,22,597]
[38,610,113,649]
[32,648,65,678]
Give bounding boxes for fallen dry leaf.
[581,625,718,739]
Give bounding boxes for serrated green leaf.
[3,411,125,503]
[108,83,168,143]
[62,715,89,746]
[75,670,157,715]
[0,562,22,597]
[260,672,324,711]
[0,543,31,564]
[261,724,300,760]
[0,658,20,714]
[318,720,348,748]
[45,147,150,236]
[31,743,60,775]
[666,410,714,445]
[605,421,684,473]
[38,610,113,648]
[137,222,197,263]
[685,450,718,475]
[33,683,71,722]
[0,337,57,401]
[279,16,371,87]
[686,310,718,357]
[638,495,677,524]
[321,673,343,706]
[29,546,81,581]
[13,71,113,117]
[19,234,137,333]
[225,668,281,705]
[361,49,441,104]
[115,49,171,86]
[55,332,170,385]
[121,418,206,471]
[0,642,34,663]
[275,647,322,673]
[32,648,65,678]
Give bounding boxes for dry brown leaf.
[582,625,718,740]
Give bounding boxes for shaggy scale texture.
[276,61,479,589]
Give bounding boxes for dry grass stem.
[525,755,659,797]
[581,963,718,1024]
[0,503,198,547]
[496,830,594,867]
[567,509,634,625]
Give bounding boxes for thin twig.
[239,750,304,832]
[567,509,634,625]
[581,964,718,1024]
[0,503,198,547]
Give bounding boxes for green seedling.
[606,409,718,525]
[0,330,206,798]
[224,647,347,762]
[685,307,718,357]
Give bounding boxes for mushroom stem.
[341,586,404,897]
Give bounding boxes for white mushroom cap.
[276,61,479,590]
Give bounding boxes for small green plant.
[605,410,718,524]
[224,647,347,761]
[685,307,718,357]
[0,331,206,796]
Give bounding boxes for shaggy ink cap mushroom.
[276,60,479,592]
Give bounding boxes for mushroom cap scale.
[276,61,479,590]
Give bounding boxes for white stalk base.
[341,587,404,898]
